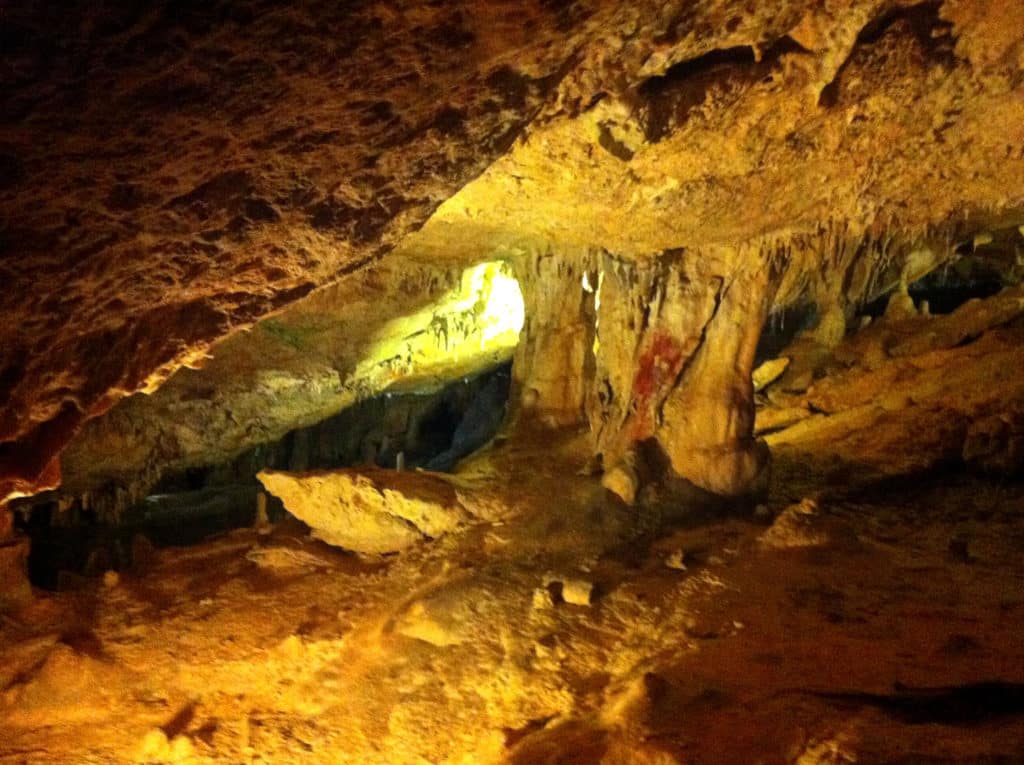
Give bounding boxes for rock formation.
[2,2,1024,760]
[1,0,1022,510]
[257,468,471,554]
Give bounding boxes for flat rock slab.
[258,468,469,554]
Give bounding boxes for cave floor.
[2,433,1023,764]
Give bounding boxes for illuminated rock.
[602,459,639,506]
[510,250,771,495]
[752,357,790,393]
[257,468,470,554]
[765,290,1024,479]
[758,499,829,550]
[3,0,1024,506]
[55,260,523,509]
[559,578,595,606]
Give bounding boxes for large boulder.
[258,467,470,554]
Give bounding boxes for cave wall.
[47,258,521,514]
[1,0,1023,509]
[0,0,639,502]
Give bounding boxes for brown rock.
[602,460,639,506]
[963,413,1024,477]
[759,499,829,550]
[0,537,32,609]
[0,509,12,543]
[752,357,791,393]
[257,467,470,554]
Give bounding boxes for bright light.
[351,261,524,394]
[473,261,525,346]
[581,270,594,293]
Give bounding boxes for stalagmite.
[656,261,772,495]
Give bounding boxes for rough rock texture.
[0,538,32,610]
[759,284,1024,480]
[257,468,471,554]
[3,0,1024,504]
[511,252,596,428]
[255,436,528,555]
[0,0,615,502]
[3,424,1024,763]
[51,259,521,514]
[4,4,1024,761]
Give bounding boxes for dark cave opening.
[16,362,512,589]
[857,270,1007,319]
[756,259,1016,366]
[754,302,819,366]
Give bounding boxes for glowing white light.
[474,261,525,345]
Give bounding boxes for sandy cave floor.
[1,431,1023,765]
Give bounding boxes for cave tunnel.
[15,360,514,589]
[2,1,1024,763]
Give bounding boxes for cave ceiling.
[2,0,1024,503]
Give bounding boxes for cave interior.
[1,1,1024,763]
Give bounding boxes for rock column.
[512,246,771,497]
[655,261,771,495]
[510,249,596,427]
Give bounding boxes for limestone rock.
[664,550,688,570]
[257,468,469,554]
[245,545,335,572]
[755,405,814,435]
[752,357,791,392]
[1,643,130,725]
[889,284,1024,358]
[602,459,639,506]
[759,499,829,550]
[813,304,848,348]
[5,0,1023,510]
[137,729,194,764]
[884,282,919,321]
[559,579,595,607]
[0,537,32,609]
[0,0,605,502]
[512,253,596,427]
[394,601,463,647]
[767,286,1024,480]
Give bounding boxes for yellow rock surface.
[258,467,470,554]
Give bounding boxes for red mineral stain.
[630,332,685,437]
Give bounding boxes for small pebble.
[665,551,687,570]
[560,579,594,607]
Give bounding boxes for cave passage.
[16,362,512,589]
[857,272,1006,318]
[754,302,820,366]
